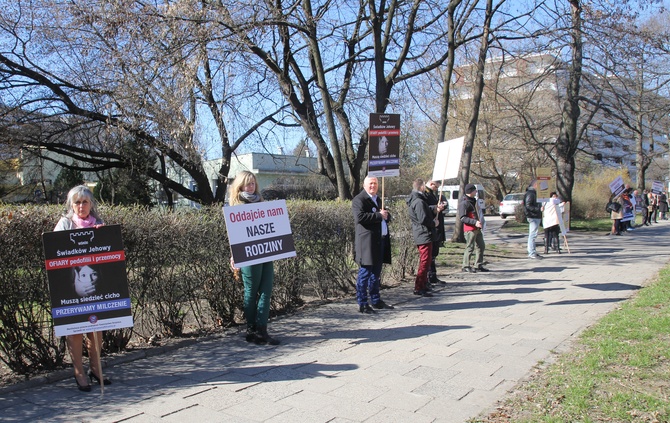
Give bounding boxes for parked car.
[499,193,524,219]
[439,184,484,215]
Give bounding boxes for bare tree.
[547,0,660,202]
[0,0,482,202]
[552,0,583,203]
[206,0,463,199]
[468,0,662,205]
[589,13,670,189]
[0,1,290,204]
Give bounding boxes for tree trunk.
[555,0,583,204]
[451,0,492,243]
[634,65,650,191]
[304,0,349,200]
[436,1,461,146]
[635,111,647,191]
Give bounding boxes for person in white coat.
[541,192,565,254]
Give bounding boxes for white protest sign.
[651,180,664,195]
[609,176,625,196]
[223,200,296,267]
[432,136,464,181]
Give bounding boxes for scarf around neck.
[71,214,97,228]
[240,191,261,203]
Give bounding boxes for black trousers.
[428,241,441,281]
[642,209,649,225]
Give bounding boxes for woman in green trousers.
[228,171,280,345]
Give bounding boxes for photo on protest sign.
[432,136,464,182]
[42,225,133,337]
[368,113,400,177]
[223,199,297,268]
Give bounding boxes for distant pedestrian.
[229,171,280,345]
[648,192,658,223]
[621,189,635,232]
[659,191,668,220]
[352,175,394,314]
[542,192,564,254]
[424,179,447,287]
[459,183,488,273]
[633,189,643,227]
[524,180,543,259]
[407,178,435,297]
[610,193,623,235]
[640,189,650,226]
[476,194,487,231]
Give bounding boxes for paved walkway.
[2,221,670,423]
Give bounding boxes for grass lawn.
[474,266,670,422]
[570,218,613,232]
[435,238,518,267]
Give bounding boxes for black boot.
[255,325,280,345]
[245,325,258,343]
[544,230,550,254]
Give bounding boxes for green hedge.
[0,199,417,375]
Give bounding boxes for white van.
[439,184,485,215]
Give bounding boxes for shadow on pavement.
[452,287,566,296]
[546,297,629,306]
[575,282,641,291]
[478,278,562,286]
[570,248,626,254]
[321,324,472,344]
[531,266,571,273]
[402,299,543,312]
[492,267,574,273]
[214,362,360,382]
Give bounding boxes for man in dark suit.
[352,175,394,314]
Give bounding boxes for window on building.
[501,65,517,77]
[527,61,539,74]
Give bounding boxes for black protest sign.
[43,224,133,336]
[368,113,400,177]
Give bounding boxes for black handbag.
[606,201,621,213]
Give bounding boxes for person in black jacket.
[352,176,394,313]
[407,178,435,297]
[424,180,447,286]
[641,189,651,226]
[459,184,488,273]
[524,180,543,259]
[659,191,668,220]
